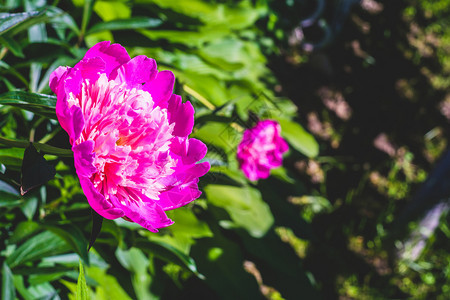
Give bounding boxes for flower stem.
[0,136,73,157]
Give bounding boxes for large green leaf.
[0,11,43,36]
[146,207,213,254]
[2,262,15,300]
[144,0,264,29]
[6,231,71,269]
[87,17,161,35]
[0,179,22,207]
[276,118,319,158]
[204,184,274,237]
[85,266,132,300]
[135,239,204,278]
[115,247,154,300]
[45,225,90,266]
[0,91,56,119]
[76,261,89,300]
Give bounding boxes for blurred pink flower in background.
[49,41,210,232]
[237,120,288,181]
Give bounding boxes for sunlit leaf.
[87,17,162,35]
[0,91,56,119]
[1,262,15,300]
[205,184,274,237]
[76,261,88,300]
[135,239,204,279]
[276,118,319,158]
[0,11,43,35]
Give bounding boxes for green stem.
[0,136,73,157]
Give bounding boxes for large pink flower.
[49,41,210,232]
[237,120,288,181]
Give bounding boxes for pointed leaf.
[0,11,42,35]
[135,239,204,279]
[88,209,103,251]
[2,262,15,300]
[6,231,71,269]
[20,143,56,195]
[44,225,90,266]
[76,261,88,300]
[0,91,56,118]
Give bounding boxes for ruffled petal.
[56,98,84,144]
[74,57,105,83]
[110,194,173,232]
[184,138,207,165]
[83,41,130,76]
[158,179,202,210]
[49,66,69,95]
[72,140,97,177]
[110,55,157,86]
[167,94,194,137]
[143,70,175,108]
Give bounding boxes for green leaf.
[44,225,90,266]
[0,11,43,36]
[85,266,132,300]
[204,184,274,237]
[0,35,24,57]
[94,0,131,22]
[87,17,162,35]
[2,262,15,300]
[147,207,213,254]
[135,239,204,279]
[76,261,88,300]
[115,247,154,300]
[276,118,319,158]
[6,231,71,269]
[0,179,22,207]
[0,148,24,170]
[0,91,56,119]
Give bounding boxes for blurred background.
[0,0,449,299]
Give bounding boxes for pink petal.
[110,194,173,232]
[49,66,69,95]
[83,41,130,76]
[183,139,207,165]
[72,140,97,177]
[56,99,84,144]
[110,55,157,86]
[158,179,202,210]
[143,70,175,108]
[74,57,105,83]
[168,94,194,137]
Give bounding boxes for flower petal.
[49,66,69,95]
[110,194,173,232]
[83,41,130,76]
[168,94,194,137]
[158,179,202,210]
[72,140,97,177]
[110,55,157,86]
[143,70,175,108]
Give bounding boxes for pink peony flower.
[49,41,210,232]
[237,120,288,181]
